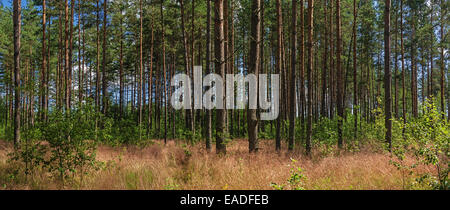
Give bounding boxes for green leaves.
[390,98,449,190]
[271,158,307,190]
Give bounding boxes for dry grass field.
[0,139,435,190]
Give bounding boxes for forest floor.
[0,139,434,190]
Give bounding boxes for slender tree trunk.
[336,0,343,149]
[68,0,75,110]
[148,16,155,136]
[64,0,69,111]
[102,0,108,115]
[421,53,425,109]
[78,0,83,105]
[287,0,297,151]
[329,2,334,119]
[440,0,445,119]
[191,0,196,138]
[161,0,167,144]
[322,0,329,119]
[384,0,392,151]
[411,10,418,118]
[306,0,314,155]
[249,0,261,153]
[215,0,226,154]
[353,0,358,139]
[41,0,47,121]
[429,4,433,98]
[275,0,283,151]
[179,0,194,137]
[138,0,143,136]
[394,4,399,118]
[400,0,406,135]
[13,0,21,146]
[205,0,212,152]
[119,5,124,118]
[96,0,100,112]
[57,8,62,110]
[300,0,306,126]
[230,0,236,136]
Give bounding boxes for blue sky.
[1,0,28,8]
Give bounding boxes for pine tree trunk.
[179,0,193,138]
[78,0,83,105]
[64,0,69,111]
[249,0,261,153]
[161,0,168,144]
[119,5,124,118]
[148,16,154,136]
[400,0,406,135]
[205,0,212,152]
[353,0,358,139]
[68,0,75,110]
[138,0,143,132]
[41,0,47,121]
[329,2,334,119]
[96,0,100,112]
[215,0,227,154]
[440,0,445,120]
[306,0,314,155]
[102,0,108,115]
[299,0,305,126]
[13,0,21,146]
[288,0,297,151]
[275,0,283,151]
[322,0,329,119]
[384,0,392,150]
[336,0,344,149]
[191,0,196,139]
[394,4,399,118]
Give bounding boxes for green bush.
[271,158,307,190]
[391,98,449,190]
[8,101,101,186]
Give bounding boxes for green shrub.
[271,158,307,190]
[391,98,449,190]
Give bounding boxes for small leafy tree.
[8,126,46,180]
[271,158,307,190]
[391,98,449,190]
[39,102,100,186]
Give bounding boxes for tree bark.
[138,0,143,132]
[119,4,124,118]
[288,0,297,151]
[102,0,108,115]
[68,0,75,110]
[249,0,261,153]
[275,0,283,151]
[215,0,227,154]
[322,0,328,119]
[384,0,392,151]
[306,0,314,155]
[13,0,21,146]
[353,0,358,139]
[400,0,406,135]
[64,0,70,110]
[336,0,343,149]
[41,0,47,121]
[148,15,155,136]
[205,0,212,152]
[161,0,168,144]
[440,0,445,120]
[96,0,100,112]
[179,0,194,138]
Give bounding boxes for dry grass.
[0,139,435,190]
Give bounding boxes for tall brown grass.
[0,139,434,190]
